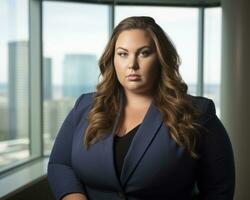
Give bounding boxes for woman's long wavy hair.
[84,16,202,159]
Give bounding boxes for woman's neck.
[124,91,153,109]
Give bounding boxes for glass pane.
[115,6,199,95]
[43,2,109,154]
[0,0,30,171]
[204,8,222,117]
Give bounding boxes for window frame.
[29,0,43,159]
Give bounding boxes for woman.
[48,16,235,200]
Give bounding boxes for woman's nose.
[128,56,139,70]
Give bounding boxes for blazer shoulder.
[74,92,95,109]
[187,94,216,124]
[71,92,96,125]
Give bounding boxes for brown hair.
[84,16,201,158]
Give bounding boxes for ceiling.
[49,0,220,7]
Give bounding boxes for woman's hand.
[62,193,88,200]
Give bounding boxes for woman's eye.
[140,51,150,57]
[117,52,127,57]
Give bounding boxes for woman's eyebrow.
[116,46,152,51]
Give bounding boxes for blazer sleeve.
[47,94,86,200]
[196,99,235,200]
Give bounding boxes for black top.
[113,124,140,177]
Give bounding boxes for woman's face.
[114,29,160,96]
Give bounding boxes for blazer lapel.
[93,96,163,190]
[119,102,163,187]
[94,93,125,191]
[100,132,124,190]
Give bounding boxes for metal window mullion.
[108,0,115,36]
[29,0,43,158]
[197,7,205,96]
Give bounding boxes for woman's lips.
[126,74,141,81]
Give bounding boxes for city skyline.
[0,1,221,86]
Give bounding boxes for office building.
[63,54,98,98]
[8,41,29,140]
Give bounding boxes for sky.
[0,0,28,83]
[0,1,221,85]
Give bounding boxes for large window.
[42,2,109,154]
[0,0,222,174]
[115,6,199,95]
[0,0,30,171]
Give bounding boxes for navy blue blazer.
[48,93,235,200]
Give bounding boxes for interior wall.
[221,0,250,199]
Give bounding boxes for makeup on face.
[114,29,160,95]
